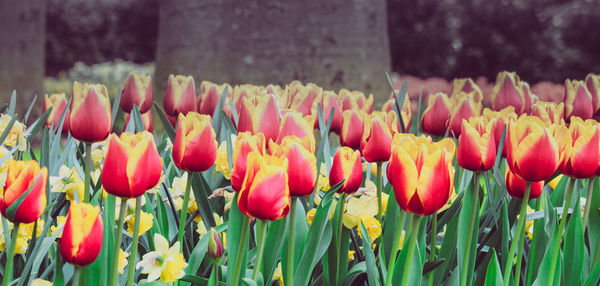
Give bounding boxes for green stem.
[2,222,20,286]
[286,198,297,286]
[503,182,532,286]
[177,172,193,250]
[546,178,576,285]
[126,197,142,286]
[583,177,595,230]
[72,266,82,286]
[385,210,406,285]
[83,142,92,203]
[525,192,543,286]
[400,215,422,286]
[335,193,347,286]
[428,211,438,286]
[376,162,383,222]
[213,264,219,286]
[231,216,250,286]
[513,183,531,286]
[460,172,480,286]
[252,220,268,281]
[109,198,128,286]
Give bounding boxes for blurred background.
[1,0,599,115]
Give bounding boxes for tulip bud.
[532,101,564,126]
[231,132,266,191]
[564,79,593,121]
[329,147,363,194]
[120,72,152,113]
[340,109,365,149]
[163,75,196,117]
[552,117,600,179]
[44,93,70,133]
[491,71,525,114]
[70,81,112,143]
[101,131,163,198]
[585,73,600,116]
[451,78,482,102]
[208,228,223,263]
[277,110,316,152]
[198,81,232,116]
[123,110,154,133]
[387,135,456,216]
[60,202,103,266]
[457,117,496,172]
[172,112,218,172]
[420,92,452,137]
[312,90,342,134]
[505,168,543,199]
[360,112,394,163]
[269,137,317,197]
[447,92,482,137]
[238,152,290,220]
[0,160,47,223]
[237,94,280,143]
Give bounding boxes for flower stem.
[385,210,406,285]
[583,177,595,230]
[513,182,531,286]
[546,178,576,285]
[252,219,268,281]
[231,215,250,286]
[428,211,438,286]
[286,198,297,286]
[72,266,82,286]
[335,193,347,286]
[126,196,142,286]
[213,264,219,286]
[109,198,128,286]
[503,182,531,286]
[376,162,383,222]
[177,172,193,250]
[460,172,480,286]
[525,191,542,286]
[83,142,92,203]
[400,215,422,286]
[2,222,20,286]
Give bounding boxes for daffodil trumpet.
[1,222,20,286]
[127,197,142,286]
[110,198,128,286]
[252,219,268,282]
[177,172,194,250]
[546,178,576,284]
[460,172,481,286]
[502,182,531,286]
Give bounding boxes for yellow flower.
[317,164,330,192]
[0,114,28,151]
[127,211,154,235]
[349,250,356,262]
[357,215,381,240]
[196,213,224,236]
[223,190,235,212]
[49,165,84,201]
[171,173,199,215]
[0,222,30,254]
[118,249,129,274]
[215,141,231,180]
[343,193,379,229]
[20,219,44,238]
[51,216,67,238]
[91,139,109,168]
[137,234,187,283]
[548,175,563,190]
[30,279,53,286]
[306,209,317,226]
[272,262,284,286]
[396,231,406,251]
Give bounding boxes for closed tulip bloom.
[492,71,525,114]
[329,147,363,194]
[552,117,600,179]
[238,151,290,220]
[0,160,47,223]
[387,135,455,216]
[447,92,482,137]
[313,90,342,134]
[532,101,564,126]
[231,132,266,191]
[339,89,374,113]
[60,203,104,266]
[269,137,317,197]
[340,109,365,149]
[361,112,394,163]
[44,93,70,133]
[163,75,196,117]
[420,92,452,136]
[70,81,112,143]
[521,81,537,115]
[451,78,483,102]
[101,131,163,198]
[564,79,593,121]
[287,83,321,116]
[277,110,316,152]
[482,107,517,156]
[237,94,280,143]
[172,112,218,172]
[505,168,544,199]
[198,81,232,116]
[120,72,153,113]
[457,117,496,172]
[585,73,600,116]
[207,228,223,262]
[123,110,154,133]
[506,116,559,181]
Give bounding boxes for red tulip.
[237,94,280,143]
[269,136,317,197]
[457,117,496,172]
[287,83,321,116]
[552,118,600,179]
[482,107,517,157]
[329,147,363,194]
[564,79,593,121]
[0,160,47,223]
[277,110,316,152]
[451,78,482,102]
[339,89,374,113]
[198,81,232,116]
[492,71,525,114]
[172,112,218,172]
[447,92,482,137]
[585,73,600,116]
[360,112,394,163]
[340,109,365,149]
[420,92,452,137]
[120,72,152,113]
[163,74,196,117]
[231,132,266,192]
[382,93,412,131]
[313,90,342,134]
[505,168,544,199]
[532,101,564,126]
[70,81,112,143]
[60,202,104,266]
[44,93,70,133]
[123,110,154,133]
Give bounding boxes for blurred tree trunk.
[0,0,46,118]
[155,0,391,104]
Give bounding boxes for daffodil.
[357,215,382,240]
[137,234,187,283]
[306,209,317,226]
[317,164,330,192]
[30,279,52,286]
[118,248,129,274]
[171,173,200,216]
[196,213,224,236]
[127,211,154,235]
[49,166,85,201]
[215,141,231,179]
[548,175,563,190]
[51,216,67,237]
[342,190,387,229]
[0,114,28,151]
[272,262,284,286]
[91,139,109,168]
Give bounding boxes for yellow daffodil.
[171,173,200,215]
[272,262,284,286]
[223,190,235,212]
[127,211,154,235]
[357,215,382,240]
[91,139,109,168]
[137,234,187,283]
[215,141,231,180]
[118,248,129,274]
[548,175,563,190]
[317,164,330,192]
[0,114,28,151]
[30,279,52,286]
[49,166,85,201]
[196,214,224,236]
[306,209,317,226]
[51,216,67,237]
[349,250,356,262]
[342,190,387,229]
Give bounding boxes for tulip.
[482,107,517,156]
[44,93,70,133]
[521,81,537,115]
[287,83,321,116]
[382,93,412,131]
[585,73,600,116]
[60,202,104,266]
[231,84,256,116]
[505,115,559,182]
[163,75,196,117]
[269,136,317,197]
[120,72,152,113]
[447,92,482,137]
[123,110,154,133]
[172,112,218,172]
[208,228,223,263]
[505,168,544,199]
[276,110,316,152]
[198,81,232,116]
[457,117,496,172]
[361,112,394,163]
[231,132,266,191]
[564,79,593,121]
[339,89,374,113]
[329,147,363,194]
[491,71,525,114]
[0,160,47,224]
[451,78,482,102]
[101,131,163,198]
[237,94,280,143]
[552,117,600,179]
[420,92,452,136]
[340,109,365,149]
[70,81,112,143]
[313,90,342,134]
[532,101,564,126]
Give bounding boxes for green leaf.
[360,222,382,286]
[587,178,600,264]
[343,261,366,284]
[153,101,176,141]
[212,86,229,136]
[282,201,308,285]
[391,215,425,285]
[433,210,459,285]
[8,90,16,115]
[484,248,503,286]
[186,223,227,276]
[456,172,479,286]
[262,218,288,284]
[26,107,53,142]
[0,114,17,145]
[583,254,600,286]
[226,193,250,285]
[111,90,122,124]
[382,186,400,267]
[533,231,563,286]
[564,194,584,285]
[131,104,146,133]
[22,94,38,124]
[191,172,217,228]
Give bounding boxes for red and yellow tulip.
[123,110,154,133]
[269,136,317,197]
[491,71,525,114]
[44,93,70,133]
[339,89,374,113]
[382,93,412,131]
[532,101,564,126]
[361,112,394,163]
[482,107,517,157]
[172,112,218,172]
[237,94,280,143]
[457,117,496,172]
[329,147,363,194]
[585,73,600,116]
[276,110,316,152]
[552,117,600,179]
[231,132,266,192]
[287,83,321,116]
[447,91,482,137]
[564,79,593,121]
[70,81,112,143]
[312,90,343,134]
[0,160,47,223]
[451,78,482,102]
[505,168,544,199]
[163,75,196,117]
[120,72,152,113]
[420,92,452,136]
[198,81,232,116]
[60,202,103,266]
[340,109,365,149]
